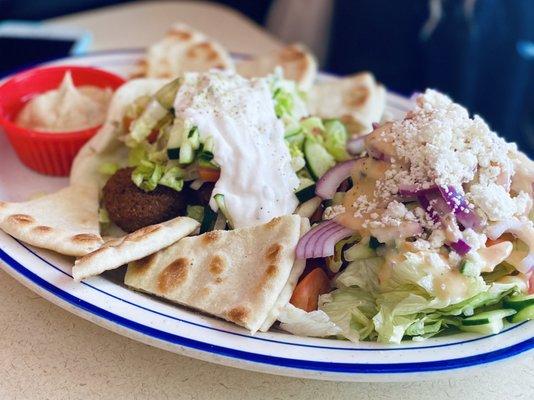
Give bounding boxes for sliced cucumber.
[199,206,217,233]
[186,205,204,223]
[295,184,317,203]
[503,293,534,311]
[507,305,534,323]
[461,309,516,326]
[304,136,335,180]
[167,148,180,160]
[188,127,200,150]
[460,309,516,334]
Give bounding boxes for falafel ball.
[102,167,188,233]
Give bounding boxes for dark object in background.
[327,0,533,156]
[0,37,76,75]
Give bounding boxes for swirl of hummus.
[16,72,112,132]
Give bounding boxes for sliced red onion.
[367,145,390,162]
[449,239,471,256]
[346,135,368,155]
[296,220,354,259]
[438,185,480,229]
[417,194,441,224]
[398,184,439,198]
[372,122,380,129]
[315,160,357,200]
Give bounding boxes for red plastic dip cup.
[0,65,125,176]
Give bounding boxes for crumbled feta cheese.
[323,205,346,220]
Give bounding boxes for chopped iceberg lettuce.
[323,119,350,161]
[278,303,341,338]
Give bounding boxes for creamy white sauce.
[16,72,112,132]
[173,71,299,228]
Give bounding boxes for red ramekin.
[0,65,126,176]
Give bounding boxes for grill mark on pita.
[215,277,223,284]
[265,264,278,278]
[71,233,101,244]
[265,244,283,263]
[157,258,189,293]
[8,214,34,225]
[33,225,52,234]
[280,46,304,62]
[226,306,250,325]
[198,287,211,298]
[347,86,369,107]
[208,254,225,275]
[126,224,162,242]
[168,29,192,41]
[202,230,221,244]
[130,253,159,276]
[0,201,6,210]
[266,217,281,228]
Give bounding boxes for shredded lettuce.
[278,303,342,338]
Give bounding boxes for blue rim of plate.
[0,49,532,376]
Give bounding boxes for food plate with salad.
[0,24,532,382]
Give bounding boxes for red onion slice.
[450,239,471,256]
[438,185,480,229]
[398,184,439,199]
[315,160,357,200]
[296,220,354,259]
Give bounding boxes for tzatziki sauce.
[173,71,299,228]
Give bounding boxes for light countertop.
[1,1,532,399]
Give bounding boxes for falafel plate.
[1,24,533,344]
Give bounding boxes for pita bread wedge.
[132,23,234,79]
[0,184,102,256]
[72,216,199,281]
[236,43,317,91]
[124,215,303,333]
[307,72,386,133]
[258,217,309,331]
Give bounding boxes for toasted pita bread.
[258,217,309,331]
[124,215,303,333]
[307,72,386,133]
[71,79,168,187]
[236,44,317,91]
[132,23,234,79]
[72,216,199,281]
[0,184,102,256]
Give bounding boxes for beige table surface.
[1,1,532,399]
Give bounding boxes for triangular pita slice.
[236,43,317,91]
[0,184,102,256]
[132,23,234,79]
[72,216,199,281]
[258,217,309,331]
[307,72,386,133]
[124,215,303,333]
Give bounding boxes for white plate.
[0,50,532,382]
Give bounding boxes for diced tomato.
[486,233,515,247]
[198,167,220,182]
[147,129,159,143]
[290,267,331,312]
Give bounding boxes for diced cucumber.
[503,293,534,311]
[460,260,480,277]
[460,309,516,334]
[304,136,335,180]
[186,205,204,223]
[344,239,376,261]
[295,184,317,203]
[507,305,534,323]
[213,194,233,228]
[179,140,194,164]
[199,206,217,234]
[368,236,381,249]
[188,127,200,150]
[167,148,180,160]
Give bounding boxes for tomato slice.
[290,267,331,312]
[198,167,220,182]
[147,129,159,144]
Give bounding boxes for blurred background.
[0,0,532,155]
